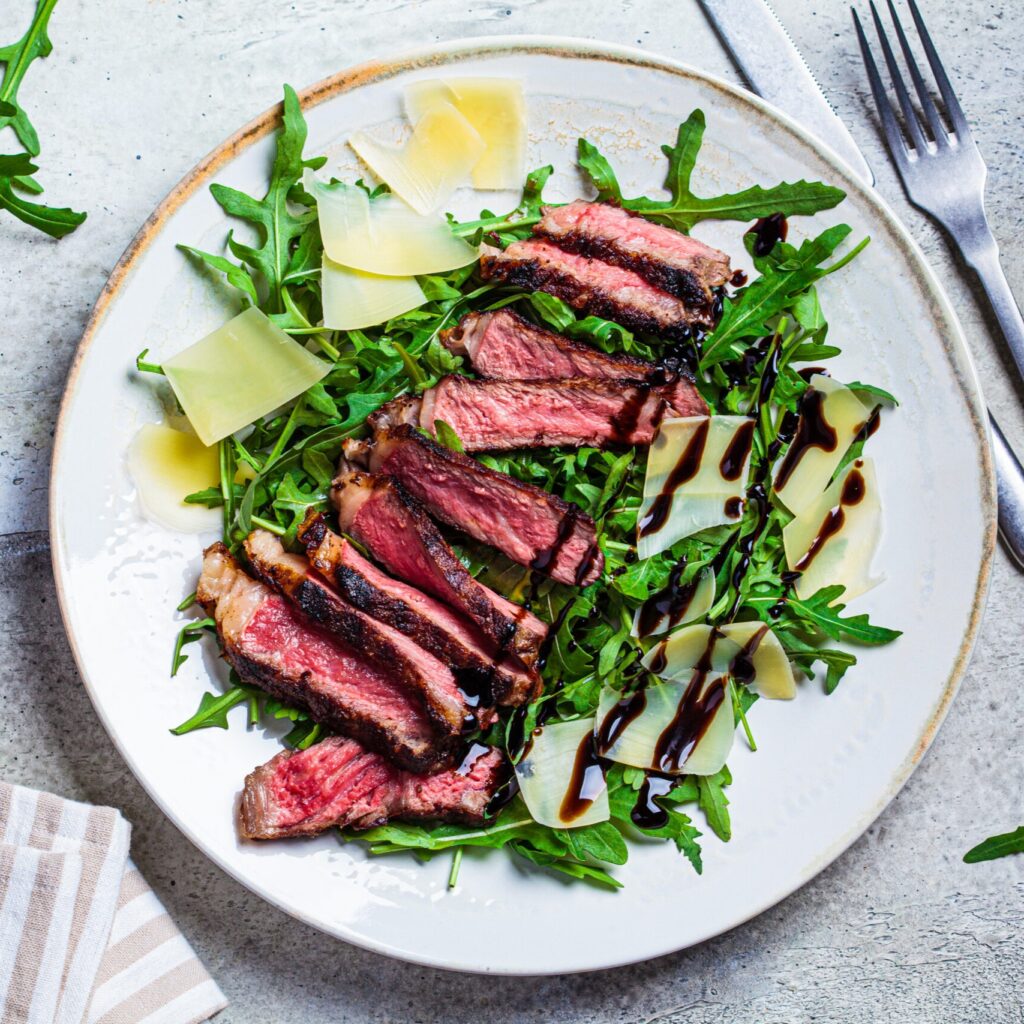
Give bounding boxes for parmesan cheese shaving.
[321,258,426,330]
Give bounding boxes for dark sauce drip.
[768,570,802,619]
[456,742,492,776]
[793,467,866,572]
[654,323,700,377]
[484,758,520,817]
[853,406,881,445]
[636,556,703,639]
[558,732,608,824]
[631,772,675,830]
[724,495,744,519]
[720,419,756,481]
[797,365,829,382]
[638,418,710,538]
[609,384,652,444]
[595,687,648,754]
[647,643,668,676]
[773,389,838,492]
[728,625,769,685]
[454,665,496,711]
[749,213,789,257]
[729,268,748,288]
[652,630,727,773]
[710,287,725,321]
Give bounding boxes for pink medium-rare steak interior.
[197,544,447,771]
[441,309,706,418]
[479,238,712,334]
[244,529,490,730]
[331,472,548,666]
[240,735,507,839]
[535,200,731,307]
[421,374,667,451]
[299,513,542,706]
[369,425,603,586]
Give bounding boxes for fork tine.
[852,7,911,169]
[868,0,927,152]
[906,0,971,138]
[886,0,946,142]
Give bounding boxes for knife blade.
[698,0,874,185]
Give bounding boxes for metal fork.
[854,0,1024,568]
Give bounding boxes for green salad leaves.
[159,85,902,888]
[0,0,86,237]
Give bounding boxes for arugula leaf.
[963,826,1024,863]
[697,775,731,842]
[208,84,323,315]
[177,244,259,306]
[434,419,466,454]
[0,1,86,237]
[578,110,846,233]
[784,586,902,646]
[170,617,215,676]
[170,686,250,734]
[702,225,867,367]
[0,0,57,154]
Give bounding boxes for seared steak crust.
[534,201,731,307]
[369,424,603,586]
[441,309,707,418]
[197,543,453,771]
[243,530,489,730]
[479,239,712,335]
[331,472,547,666]
[240,735,508,840]
[299,512,542,707]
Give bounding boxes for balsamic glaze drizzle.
[638,418,710,539]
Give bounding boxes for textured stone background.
[1,0,1022,1020]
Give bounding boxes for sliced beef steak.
[441,309,706,417]
[419,374,666,450]
[197,543,453,771]
[243,530,490,729]
[331,472,547,667]
[300,512,541,706]
[368,425,603,586]
[534,201,731,307]
[479,239,712,335]
[240,736,508,839]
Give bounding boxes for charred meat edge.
[299,511,542,706]
[330,470,547,667]
[198,543,455,772]
[243,529,490,731]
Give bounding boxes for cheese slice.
[637,416,755,560]
[515,717,609,829]
[304,173,479,276]
[349,102,485,214]
[321,258,426,330]
[163,307,330,446]
[784,457,883,603]
[405,77,526,190]
[773,375,873,516]
[595,675,735,777]
[632,566,715,639]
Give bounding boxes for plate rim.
[48,34,997,974]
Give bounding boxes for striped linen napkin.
[0,782,227,1024]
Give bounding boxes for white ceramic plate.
[50,38,995,974]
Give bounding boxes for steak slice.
[534,201,731,307]
[368,424,603,586]
[243,530,491,730]
[331,472,547,667]
[300,512,541,706]
[479,238,712,334]
[197,543,453,771]
[441,309,706,417]
[419,374,667,450]
[240,736,507,839]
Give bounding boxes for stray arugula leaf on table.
[0,0,86,237]
[963,826,1024,864]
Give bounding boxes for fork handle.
[959,228,1024,384]
[990,413,1024,570]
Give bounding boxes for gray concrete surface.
[1,0,1022,1020]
